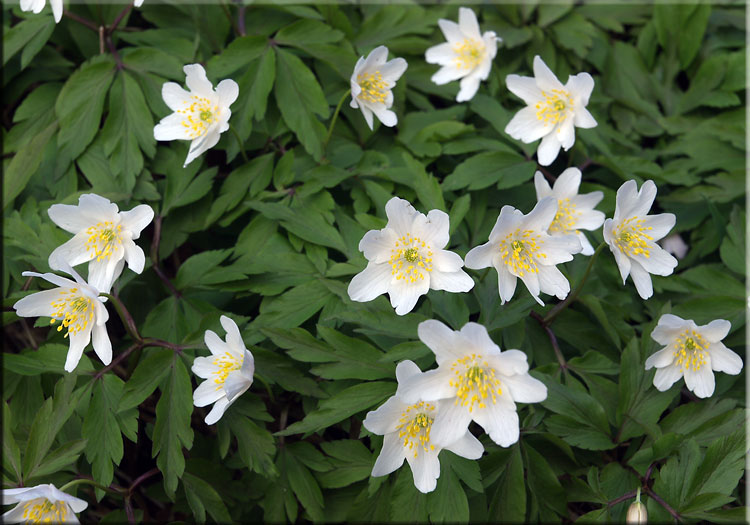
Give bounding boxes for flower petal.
[534,171,553,199]
[443,431,484,460]
[437,19,464,43]
[92,323,112,366]
[628,260,653,299]
[396,367,455,405]
[359,227,398,263]
[429,401,473,448]
[575,209,606,231]
[426,43,456,67]
[384,197,418,235]
[364,396,407,436]
[406,448,440,493]
[184,128,221,166]
[524,197,558,232]
[490,349,530,376]
[532,55,564,91]
[193,379,225,407]
[652,365,683,391]
[204,329,230,356]
[417,320,464,366]
[371,105,398,127]
[684,363,715,398]
[429,269,474,293]
[557,120,576,150]
[381,58,408,82]
[457,7,481,39]
[473,403,520,447]
[565,72,595,106]
[191,356,216,379]
[613,180,639,221]
[642,213,676,241]
[161,82,191,111]
[348,262,392,303]
[536,132,562,166]
[13,289,60,318]
[224,370,251,402]
[204,397,230,425]
[389,277,430,315]
[505,106,549,144]
[363,45,389,70]
[537,265,570,300]
[517,270,543,305]
[577,232,595,256]
[87,258,120,295]
[456,74,482,102]
[459,323,501,355]
[215,79,239,107]
[154,112,192,141]
[502,373,547,403]
[183,64,214,96]
[541,233,581,264]
[496,264,518,304]
[465,241,496,270]
[633,244,677,276]
[431,249,464,273]
[119,204,154,237]
[631,180,658,219]
[574,107,597,129]
[219,315,245,356]
[708,342,743,375]
[645,347,674,369]
[700,319,731,343]
[122,240,146,275]
[412,209,450,249]
[506,74,542,106]
[371,432,406,477]
[65,329,91,373]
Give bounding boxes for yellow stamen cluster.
[396,402,436,458]
[674,329,708,371]
[390,233,433,283]
[177,95,220,139]
[535,89,574,127]
[453,38,483,70]
[357,71,388,104]
[549,198,579,234]
[613,217,653,258]
[85,221,123,262]
[213,352,241,389]
[500,229,546,277]
[22,498,68,523]
[50,289,94,338]
[449,354,502,413]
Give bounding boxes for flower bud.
[626,501,647,524]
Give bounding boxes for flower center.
[85,221,123,262]
[22,498,68,523]
[500,229,546,277]
[613,217,653,258]
[390,233,433,284]
[549,198,579,234]
[213,352,242,389]
[453,38,484,70]
[178,95,221,139]
[357,71,388,104]
[535,89,574,127]
[396,401,436,458]
[50,289,94,338]
[674,330,708,371]
[449,354,502,412]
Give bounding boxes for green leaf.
[523,443,567,517]
[205,35,268,78]
[402,152,445,211]
[161,166,217,217]
[224,412,278,477]
[205,154,274,226]
[120,347,173,410]
[2,402,22,482]
[253,279,334,329]
[427,456,470,523]
[3,121,57,209]
[278,381,395,436]
[2,344,94,376]
[152,356,194,498]
[274,47,329,160]
[442,152,536,192]
[719,205,745,275]
[3,17,54,66]
[488,445,525,522]
[174,249,233,290]
[182,471,232,524]
[317,440,373,489]
[282,447,325,521]
[82,376,126,492]
[55,56,116,159]
[28,439,87,480]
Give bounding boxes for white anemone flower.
[48,193,154,294]
[425,7,498,102]
[505,55,597,166]
[533,168,605,255]
[2,483,88,524]
[349,46,408,130]
[465,197,582,305]
[347,197,474,316]
[397,321,547,448]
[192,315,254,425]
[646,314,743,398]
[603,180,677,300]
[134,0,143,5]
[20,0,62,23]
[660,233,688,260]
[13,269,111,373]
[154,64,239,167]
[363,360,484,494]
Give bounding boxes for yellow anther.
[549,198,579,234]
[500,228,545,276]
[673,329,708,371]
[357,71,388,104]
[85,221,123,261]
[212,352,242,388]
[535,89,574,126]
[22,499,68,523]
[453,38,484,70]
[180,96,220,139]
[396,402,436,457]
[450,354,502,412]
[389,233,433,284]
[613,217,653,258]
[50,290,94,338]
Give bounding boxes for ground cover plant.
[2,1,747,523]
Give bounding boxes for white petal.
[371,432,406,477]
[363,46,389,70]
[651,314,687,345]
[64,330,91,373]
[48,235,93,271]
[496,264,517,304]
[708,342,743,375]
[532,55,564,91]
[537,265,570,300]
[87,258,119,295]
[161,82,192,112]
[456,73,482,102]
[633,245,677,276]
[223,370,251,402]
[524,197,558,232]
[540,234,581,264]
[437,19,464,43]
[506,74,542,106]
[684,364,715,398]
[364,396,407,435]
[490,349,531,376]
[122,240,146,275]
[660,233,688,259]
[536,132,562,166]
[613,180,639,221]
[50,0,62,22]
[429,400,473,448]
[91,323,112,366]
[457,7,481,39]
[443,431,484,460]
[351,56,366,80]
[2,503,28,522]
[215,79,239,107]
[518,271,543,305]
[396,368,455,404]
[489,206,524,241]
[577,232,595,255]
[359,228,398,264]
[425,43,456,67]
[505,106,549,144]
[49,486,87,513]
[652,365,683,391]
[385,197,418,235]
[372,106,398,127]
[417,320,464,366]
[573,191,605,212]
[534,171,553,200]
[643,213,676,241]
[432,249,464,273]
[575,209,606,231]
[608,241,632,284]
[348,262,392,303]
[191,356,217,379]
[406,448,440,494]
[565,72,595,106]
[700,319,731,343]
[154,113,192,141]
[219,315,244,356]
[183,64,214,96]
[574,107,597,129]
[22,271,78,290]
[411,209,450,249]
[464,242,497,270]
[645,348,674,370]
[381,57,408,82]
[628,260,653,300]
[184,128,221,167]
[503,373,547,403]
[473,403,520,447]
[194,380,224,407]
[47,205,91,235]
[204,397,230,425]
[359,104,375,130]
[631,180,658,219]
[429,269,474,293]
[13,289,60,318]
[119,204,154,237]
[557,120,576,150]
[459,323,501,355]
[395,359,423,384]
[204,329,230,356]
[389,277,430,315]
[2,485,48,503]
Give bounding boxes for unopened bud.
[626,501,647,524]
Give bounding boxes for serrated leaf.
[120,347,173,410]
[82,376,126,492]
[182,471,232,524]
[2,403,22,482]
[488,444,525,522]
[225,412,278,477]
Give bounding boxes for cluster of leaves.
[3,2,746,523]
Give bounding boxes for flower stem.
[323,89,351,154]
[100,293,141,342]
[543,241,606,325]
[229,125,250,163]
[60,478,124,495]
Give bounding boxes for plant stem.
[63,9,99,31]
[645,487,682,522]
[543,241,606,325]
[607,489,637,507]
[229,125,249,163]
[530,311,567,370]
[100,293,141,342]
[150,215,181,298]
[323,90,351,154]
[108,3,133,33]
[60,478,124,495]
